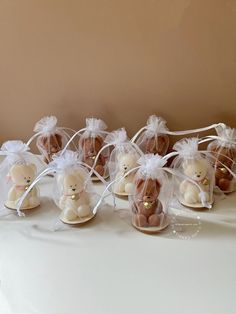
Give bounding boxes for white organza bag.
[92,128,143,196]
[105,152,208,234]
[0,140,41,216]
[78,118,109,178]
[62,118,110,180]
[129,154,172,233]
[205,124,236,193]
[52,151,101,224]
[171,138,215,209]
[17,150,106,225]
[27,116,75,164]
[131,116,170,155]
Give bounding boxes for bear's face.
[145,135,169,156]
[82,137,103,157]
[117,153,138,174]
[10,163,37,186]
[183,159,208,182]
[39,133,63,155]
[62,173,85,196]
[135,178,161,202]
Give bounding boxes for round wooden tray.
[179,197,214,210]
[60,212,96,225]
[132,216,170,234]
[5,202,40,211]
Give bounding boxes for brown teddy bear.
[145,135,169,156]
[38,133,63,163]
[210,146,236,192]
[132,178,163,227]
[81,136,106,176]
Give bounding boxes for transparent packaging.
[129,154,171,233]
[172,138,215,209]
[132,115,170,156]
[0,141,40,215]
[78,118,109,179]
[18,150,102,225]
[104,128,142,196]
[28,116,73,164]
[53,151,100,223]
[207,125,236,193]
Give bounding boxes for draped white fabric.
[0,177,236,314]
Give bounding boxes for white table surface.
[0,176,236,314]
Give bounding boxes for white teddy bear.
[5,163,40,210]
[59,171,92,221]
[114,153,138,194]
[180,158,211,205]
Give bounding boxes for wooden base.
[179,198,214,210]
[60,212,96,225]
[5,202,40,211]
[132,216,170,234]
[220,188,236,194]
[113,191,130,198]
[91,174,109,182]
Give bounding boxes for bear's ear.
[199,158,209,169]
[116,152,124,161]
[229,148,236,160]
[158,135,169,148]
[95,136,103,145]
[146,136,155,142]
[28,163,37,174]
[80,137,89,148]
[56,173,64,187]
[158,135,166,142]
[9,164,22,178]
[155,179,161,191]
[75,169,87,183]
[54,133,62,146]
[136,178,144,189]
[211,146,218,153]
[182,159,189,170]
[39,136,48,145]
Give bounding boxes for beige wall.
[0,0,236,143]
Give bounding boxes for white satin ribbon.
[131,123,224,143]
[199,135,236,146]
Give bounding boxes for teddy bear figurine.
[113,153,138,195]
[81,136,106,177]
[58,171,92,222]
[132,178,163,227]
[31,116,65,164]
[38,133,63,164]
[180,158,212,206]
[5,163,40,210]
[210,146,236,192]
[145,135,169,156]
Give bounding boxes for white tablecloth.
[0,176,236,314]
